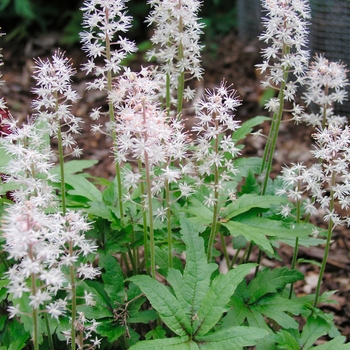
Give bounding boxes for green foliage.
[128,218,267,349]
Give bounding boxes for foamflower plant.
[0,0,350,349]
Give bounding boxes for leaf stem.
[314,171,335,307]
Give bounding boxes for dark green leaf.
[129,337,194,350]
[127,275,192,336]
[194,263,256,336]
[247,268,304,304]
[274,330,300,350]
[167,218,217,322]
[196,326,268,350]
[97,321,125,343]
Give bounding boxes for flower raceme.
[299,54,349,127]
[112,68,189,171]
[146,0,204,108]
[192,81,241,185]
[257,0,310,121]
[146,0,204,80]
[32,50,83,158]
[80,0,137,123]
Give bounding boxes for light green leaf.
[196,326,268,350]
[129,337,196,350]
[8,332,29,350]
[127,275,192,336]
[234,157,262,178]
[65,173,102,202]
[186,197,213,226]
[234,216,312,239]
[224,194,286,220]
[194,263,256,336]
[311,336,350,349]
[51,159,98,175]
[86,201,115,221]
[167,218,217,322]
[247,268,304,304]
[222,220,274,254]
[300,314,334,349]
[232,116,270,142]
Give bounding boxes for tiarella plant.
[0,0,350,349]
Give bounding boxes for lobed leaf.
[127,275,192,337]
[224,193,287,220]
[193,263,256,336]
[312,336,350,349]
[65,173,102,202]
[167,218,217,323]
[129,337,198,350]
[247,267,304,304]
[196,326,268,350]
[222,220,274,254]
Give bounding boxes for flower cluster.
[32,50,82,157]
[277,125,350,228]
[257,0,310,120]
[80,0,136,92]
[62,311,101,349]
[3,203,99,310]
[0,117,57,208]
[146,0,204,103]
[192,81,241,205]
[276,162,318,219]
[112,68,189,185]
[310,125,350,226]
[1,112,100,345]
[299,54,349,127]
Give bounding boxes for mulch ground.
[1,32,349,341]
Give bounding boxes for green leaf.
[247,268,304,304]
[86,201,115,221]
[234,157,262,178]
[232,116,270,142]
[51,159,98,175]
[14,0,34,19]
[0,0,11,11]
[300,314,335,349]
[274,330,300,350]
[251,295,307,329]
[196,326,268,350]
[167,218,217,321]
[186,197,213,227]
[127,275,192,337]
[128,309,157,323]
[65,173,102,202]
[96,321,125,343]
[7,331,29,350]
[129,337,196,350]
[145,326,167,340]
[224,194,286,220]
[222,220,274,254]
[312,336,350,349]
[240,169,260,194]
[193,263,256,336]
[99,253,125,304]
